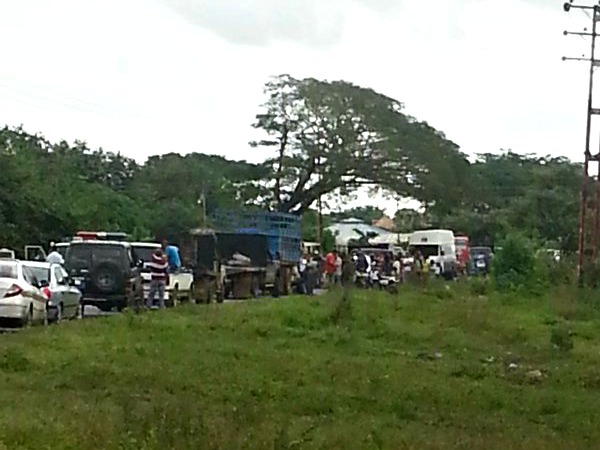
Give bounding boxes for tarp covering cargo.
[192,232,269,269]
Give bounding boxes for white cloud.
[158,0,401,47]
[0,0,590,175]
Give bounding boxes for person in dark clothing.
[356,252,369,273]
[342,253,356,286]
[383,253,393,275]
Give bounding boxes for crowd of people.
[295,247,445,294]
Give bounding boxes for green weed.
[0,288,595,448]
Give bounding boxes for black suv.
[64,240,143,312]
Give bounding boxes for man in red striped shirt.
[146,248,169,309]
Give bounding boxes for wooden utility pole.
[315,155,323,249]
[317,195,323,247]
[198,190,207,228]
[563,1,600,285]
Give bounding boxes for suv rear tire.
[91,263,124,294]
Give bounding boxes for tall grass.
[0,286,598,448]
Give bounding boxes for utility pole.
[563,1,600,285]
[315,155,323,249]
[197,190,207,228]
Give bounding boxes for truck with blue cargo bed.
[180,211,302,301]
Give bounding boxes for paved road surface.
[79,305,119,318]
[79,290,326,318]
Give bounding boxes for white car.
[130,243,194,305]
[0,259,48,327]
[21,261,81,322]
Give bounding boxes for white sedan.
[0,259,48,327]
[21,261,81,323]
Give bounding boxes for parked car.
[20,261,81,322]
[469,246,493,276]
[64,240,143,312]
[56,243,70,259]
[0,248,15,259]
[0,259,48,327]
[130,242,194,306]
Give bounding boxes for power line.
[0,73,114,112]
[0,85,116,119]
[0,74,147,120]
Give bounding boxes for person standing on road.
[342,253,355,286]
[334,252,343,285]
[298,254,308,294]
[393,255,403,283]
[147,248,169,309]
[324,250,337,286]
[305,255,318,295]
[162,240,181,272]
[46,243,64,265]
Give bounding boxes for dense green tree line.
[0,75,583,252]
[0,127,264,250]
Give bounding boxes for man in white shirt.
[364,253,372,273]
[46,243,64,265]
[298,255,308,294]
[334,254,343,285]
[393,257,402,279]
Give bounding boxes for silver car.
[21,261,81,322]
[0,259,48,327]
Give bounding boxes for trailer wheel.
[251,276,261,298]
[281,268,292,296]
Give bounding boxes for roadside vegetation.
[0,77,582,253]
[1,275,600,449]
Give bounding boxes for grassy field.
[1,283,600,449]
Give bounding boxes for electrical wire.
[0,74,147,119]
[0,85,116,118]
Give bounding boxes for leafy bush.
[493,234,544,293]
[550,285,578,321]
[330,288,353,325]
[469,277,489,296]
[540,253,575,287]
[551,322,574,352]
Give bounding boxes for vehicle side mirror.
[137,260,144,268]
[40,280,49,288]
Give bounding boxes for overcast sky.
[0,1,594,193]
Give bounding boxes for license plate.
[476,261,486,268]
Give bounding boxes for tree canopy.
[0,75,584,252]
[251,75,469,214]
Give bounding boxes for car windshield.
[471,248,491,257]
[455,240,468,251]
[0,261,17,279]
[411,245,439,259]
[132,246,159,263]
[22,265,50,284]
[66,244,126,270]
